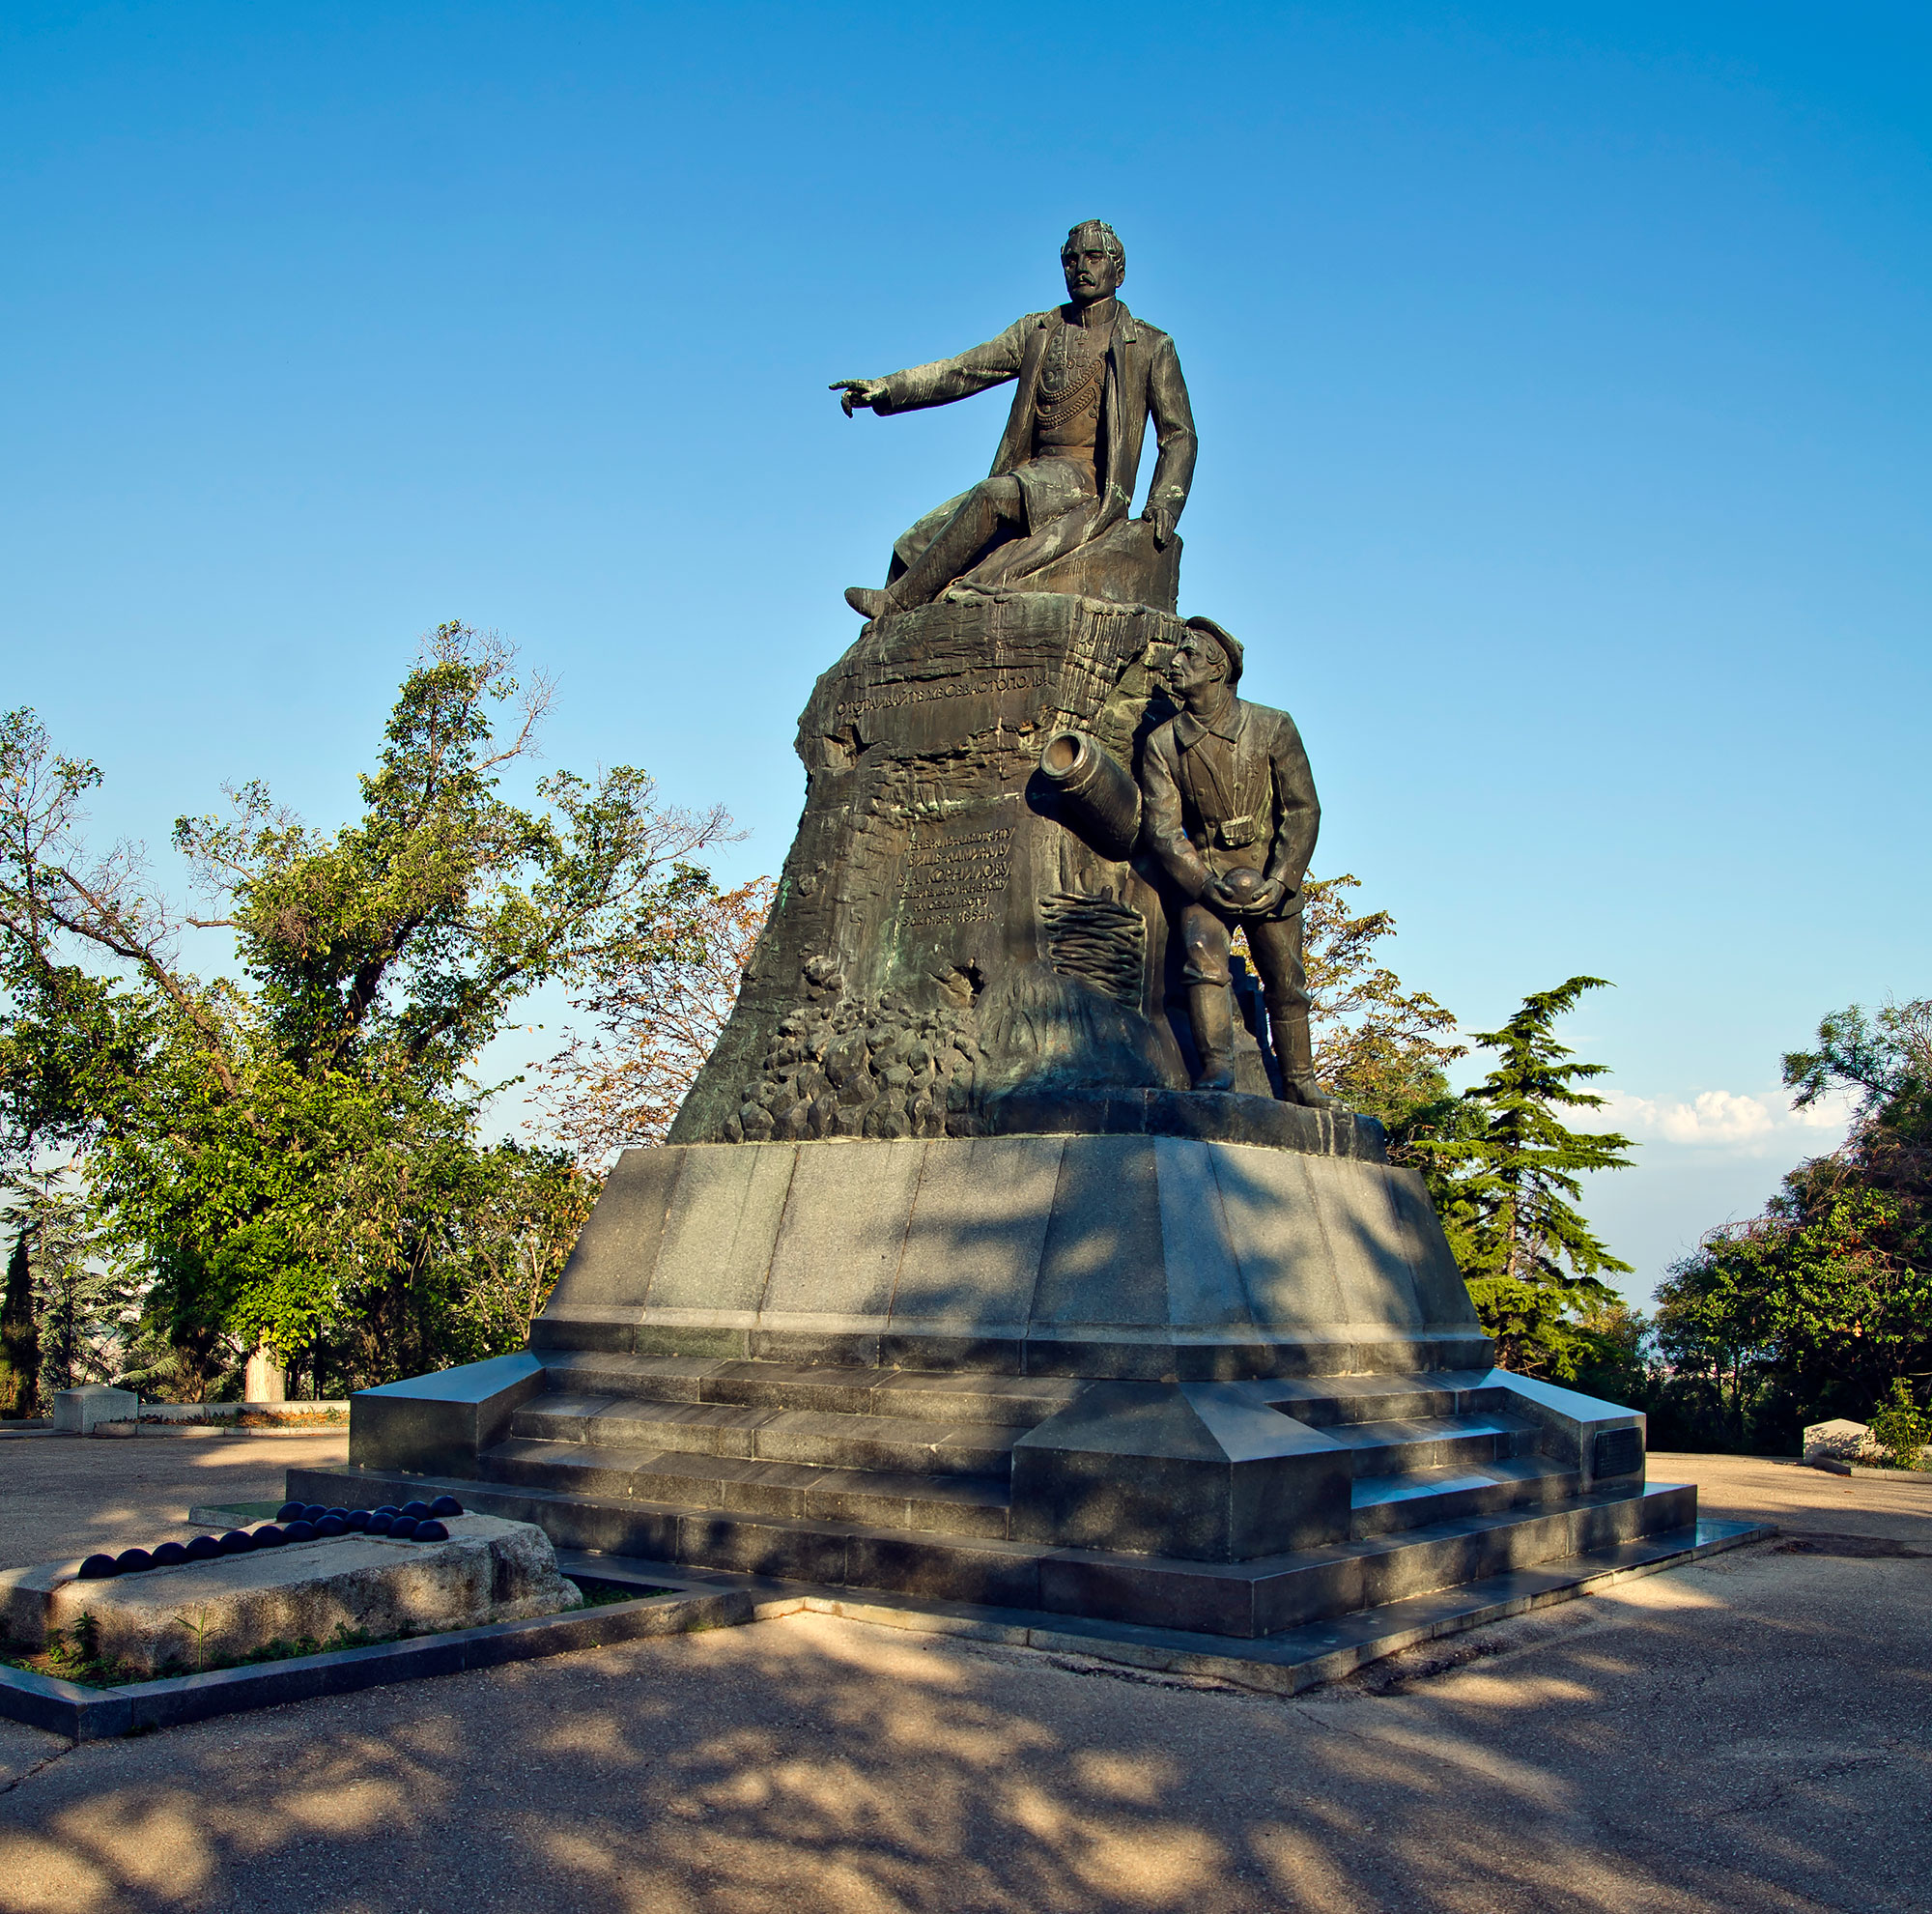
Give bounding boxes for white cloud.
[1606,1086,1856,1151]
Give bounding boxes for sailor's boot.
[1187,984,1237,1093]
[1271,1002,1340,1108]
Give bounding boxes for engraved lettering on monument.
[833,670,1048,727]
[814,645,1055,757]
[901,827,1015,930]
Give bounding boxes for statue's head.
[1062,220,1125,303]
[1172,616,1244,697]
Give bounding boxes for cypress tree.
[0,1233,39,1417]
[1408,976,1635,1376]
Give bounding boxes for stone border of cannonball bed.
[0,1574,751,1741]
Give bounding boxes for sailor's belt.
[1215,814,1261,849]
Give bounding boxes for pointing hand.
[830,378,889,417]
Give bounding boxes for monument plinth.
[301,221,1690,1642]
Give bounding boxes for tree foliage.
[0,625,733,1394]
[1867,1380,1931,1468]
[531,874,775,1164]
[1403,977,1634,1377]
[1637,997,1932,1449]
[1293,874,1464,1125]
[0,1169,136,1408]
[0,1227,34,1416]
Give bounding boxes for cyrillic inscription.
[902,827,1013,929]
[834,671,1048,723]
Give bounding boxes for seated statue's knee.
[985,475,1025,520]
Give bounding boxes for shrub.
[1868,1379,1930,1469]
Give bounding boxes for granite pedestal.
[298,580,1677,1639]
[300,1119,1679,1638]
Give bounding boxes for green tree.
[1651,997,1932,1447]
[0,1227,38,1416]
[1569,1300,1660,1407]
[1291,874,1465,1127]
[1867,1380,1930,1468]
[1406,977,1635,1377]
[1638,1005,1932,1453]
[1784,997,1932,1121]
[0,625,730,1392]
[1651,1222,1793,1447]
[2,1170,136,1405]
[1779,1001,1932,1419]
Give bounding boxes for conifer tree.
[0,1229,37,1416]
[1408,976,1634,1377]
[5,1172,133,1397]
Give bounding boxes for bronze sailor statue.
[1140,618,1337,1107]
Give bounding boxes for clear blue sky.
[5,3,1927,1300]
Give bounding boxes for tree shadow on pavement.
[0,1541,1924,1913]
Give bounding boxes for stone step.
[1257,1371,1507,1427]
[510,1393,769,1453]
[556,1521,1767,1700]
[287,1459,1696,1643]
[499,1401,1565,1545]
[1321,1413,1539,1475]
[538,1352,1087,1427]
[480,1438,1014,1539]
[508,1392,1021,1477]
[1348,1457,1579,1539]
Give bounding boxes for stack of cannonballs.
[75,1496,467,1581]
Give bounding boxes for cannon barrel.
[1037,730,1142,860]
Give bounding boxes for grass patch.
[4,1584,671,1692]
[225,1622,385,1667]
[2,1613,396,1685]
[574,1578,672,1607]
[4,1614,147,1689]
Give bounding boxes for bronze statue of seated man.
[831,221,1197,618]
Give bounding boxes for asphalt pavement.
[0,1442,1924,1912]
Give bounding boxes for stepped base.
[333,1348,1672,1634]
[287,1460,1692,1642]
[554,1515,1771,1697]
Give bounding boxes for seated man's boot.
[1271,1008,1340,1108]
[844,586,896,619]
[1187,984,1237,1093]
[845,479,1019,616]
